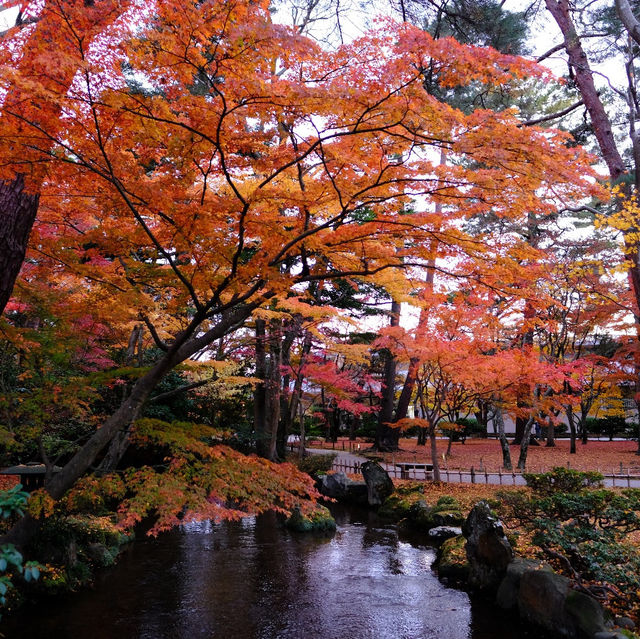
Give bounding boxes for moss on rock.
[434,534,469,583]
[286,505,336,533]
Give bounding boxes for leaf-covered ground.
[314,437,640,474]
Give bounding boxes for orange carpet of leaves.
[313,437,640,474]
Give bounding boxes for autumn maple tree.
[0,0,603,547]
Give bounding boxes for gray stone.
[565,588,606,638]
[517,569,606,638]
[286,505,337,533]
[428,526,462,545]
[518,569,571,634]
[496,558,547,611]
[408,499,432,527]
[317,472,368,504]
[463,501,513,590]
[615,617,636,630]
[361,461,394,507]
[428,510,465,528]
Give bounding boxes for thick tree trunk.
[545,1,626,182]
[429,428,441,482]
[0,176,39,315]
[566,404,577,454]
[254,319,268,457]
[264,321,283,461]
[545,418,556,447]
[516,416,536,470]
[375,300,401,451]
[493,405,512,470]
[546,3,640,412]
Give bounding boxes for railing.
[329,458,640,488]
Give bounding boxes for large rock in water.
[361,461,394,507]
[462,501,513,590]
[317,472,368,505]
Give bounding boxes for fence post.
[470,466,476,484]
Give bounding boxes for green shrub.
[523,467,603,495]
[0,485,40,616]
[497,482,640,617]
[432,496,461,513]
[295,454,337,476]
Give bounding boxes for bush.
[585,416,628,439]
[295,454,337,476]
[432,495,461,513]
[497,479,640,618]
[523,467,603,495]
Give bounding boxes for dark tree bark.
[493,405,512,471]
[375,300,401,451]
[0,176,39,314]
[566,404,577,454]
[516,415,536,470]
[254,319,268,458]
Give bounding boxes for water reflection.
[4,505,543,639]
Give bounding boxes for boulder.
[615,617,636,631]
[496,558,547,611]
[317,472,368,505]
[408,499,432,527]
[361,461,394,507]
[378,494,419,520]
[86,542,116,568]
[286,505,337,533]
[428,510,465,528]
[462,501,513,590]
[428,526,462,546]
[518,568,606,638]
[434,534,469,583]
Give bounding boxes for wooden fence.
[330,458,640,488]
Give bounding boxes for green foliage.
[0,485,40,613]
[585,416,629,439]
[295,454,337,476]
[432,495,461,513]
[523,467,603,495]
[0,484,29,520]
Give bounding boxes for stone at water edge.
[285,505,337,533]
[361,461,394,507]
[434,534,470,583]
[317,471,368,505]
[496,558,547,611]
[427,526,463,546]
[517,568,606,639]
[462,501,513,590]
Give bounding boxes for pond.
[4,505,547,639]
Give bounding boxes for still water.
[4,505,544,639]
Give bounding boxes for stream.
[3,505,547,638]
